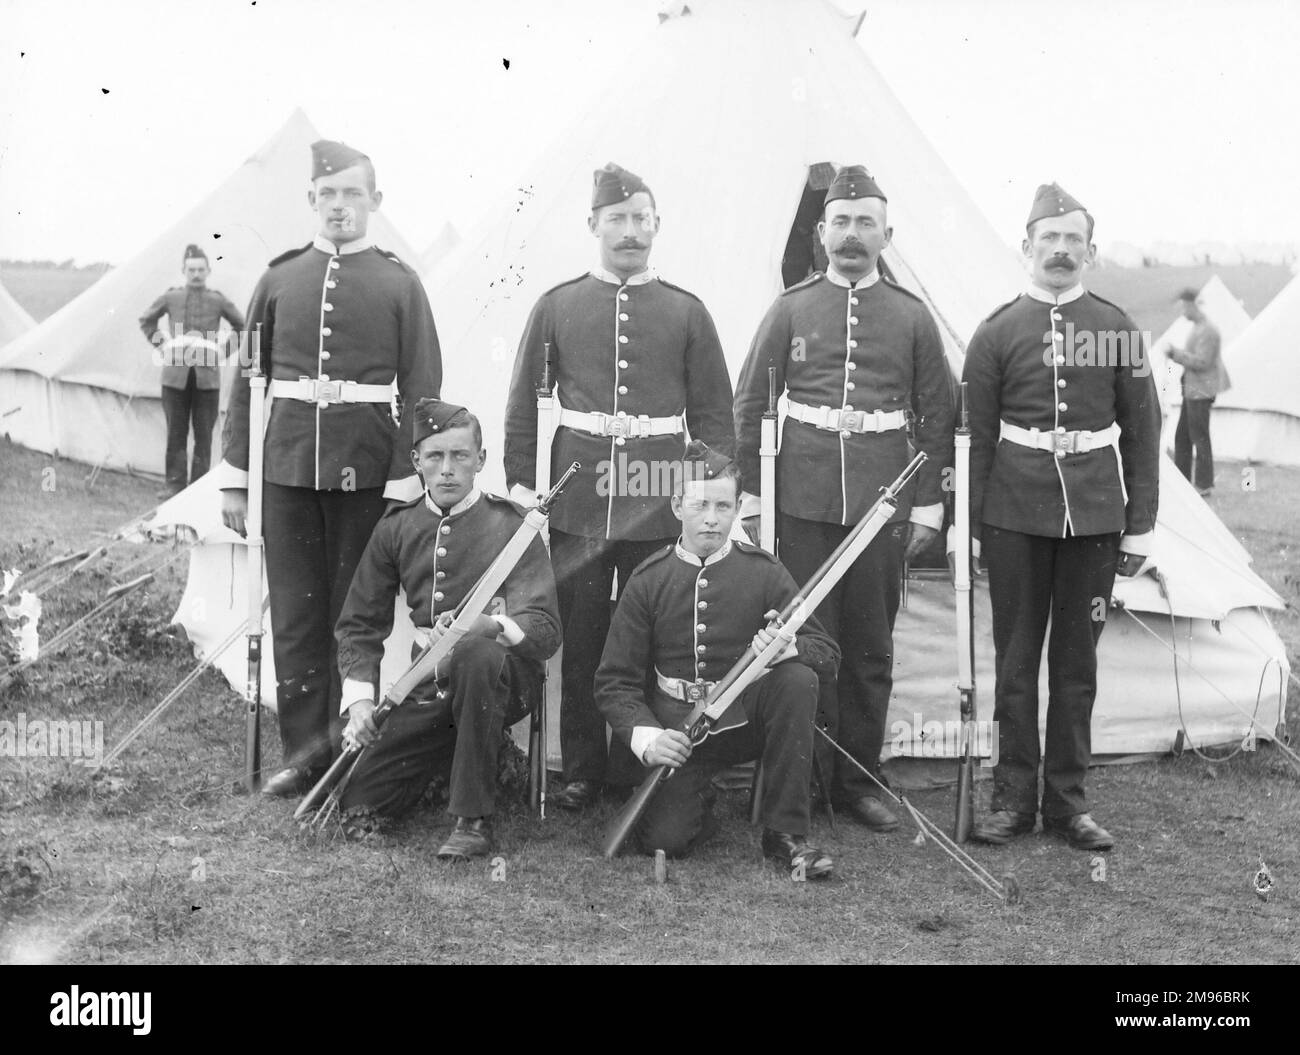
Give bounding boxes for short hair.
[441,408,483,451]
[675,460,741,498]
[822,197,888,224]
[1176,287,1200,302]
[1027,212,1095,243]
[313,157,377,194]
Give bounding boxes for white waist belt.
[656,669,716,702]
[558,409,685,439]
[786,400,907,434]
[270,378,393,405]
[999,420,1121,455]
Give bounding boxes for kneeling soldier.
[595,442,840,877]
[334,399,561,860]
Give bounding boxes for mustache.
[836,238,869,254]
[614,239,647,250]
[1046,256,1077,271]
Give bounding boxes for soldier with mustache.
[734,165,954,832]
[504,163,735,810]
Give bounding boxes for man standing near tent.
[139,244,245,498]
[734,165,954,833]
[962,183,1160,850]
[1170,287,1227,495]
[503,163,735,811]
[217,140,442,797]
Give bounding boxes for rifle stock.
[953,383,976,842]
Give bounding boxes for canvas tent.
[0,109,419,478]
[0,278,35,348]
[147,0,1286,766]
[1209,273,1300,467]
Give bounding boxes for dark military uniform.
[217,233,442,774]
[334,489,560,818]
[504,269,735,784]
[596,539,839,856]
[735,267,954,803]
[962,283,1159,819]
[139,282,245,490]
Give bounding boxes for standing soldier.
[962,183,1160,850]
[504,163,735,810]
[734,165,954,833]
[139,244,245,498]
[216,140,442,797]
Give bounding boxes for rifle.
[759,365,778,552]
[294,461,580,824]
[534,343,555,496]
[953,382,977,842]
[603,452,927,858]
[244,324,267,793]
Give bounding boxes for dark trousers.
[778,512,906,802]
[263,483,387,772]
[1174,396,1215,491]
[549,529,673,783]
[341,638,537,818]
[637,661,818,857]
[160,371,219,491]
[983,526,1119,819]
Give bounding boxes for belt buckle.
[839,410,865,432]
[313,379,343,404]
[606,412,629,438]
[1051,430,1077,454]
[684,680,709,704]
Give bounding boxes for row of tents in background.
[0,0,1289,766]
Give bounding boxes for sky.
[1,0,1298,264]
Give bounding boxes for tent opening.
[780,161,900,288]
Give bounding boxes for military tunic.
[335,490,561,818]
[596,539,838,852]
[734,267,955,803]
[503,268,735,785]
[961,283,1160,819]
[139,286,245,390]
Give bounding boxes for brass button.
[696,645,706,654]
[847,362,856,370]
[323,303,334,312]
[436,547,447,557]
[320,351,331,360]
[619,293,629,302]
[322,327,332,336]
[617,385,628,395]
[434,591,444,602]
[327,280,337,289]
[847,381,856,391]
[440,525,451,535]
[849,340,858,349]
[1057,378,1066,388]
[618,335,629,344]
[436,570,446,579]
[619,313,629,321]
[698,578,708,588]
[619,359,629,369]
[1055,355,1065,365]
[329,260,340,269]
[697,601,707,610]
[1058,402,1068,411]
[316,399,329,409]
[697,623,706,633]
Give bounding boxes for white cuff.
[944,526,981,560]
[739,492,762,520]
[492,614,526,646]
[909,503,943,531]
[509,482,541,509]
[630,726,662,765]
[340,678,375,715]
[1120,531,1154,557]
[211,459,249,490]
[383,475,424,502]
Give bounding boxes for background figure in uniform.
[504,163,735,811]
[217,139,442,797]
[139,244,245,498]
[335,399,560,860]
[595,442,839,875]
[962,183,1160,851]
[734,165,954,833]
[1170,286,1228,495]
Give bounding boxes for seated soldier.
[334,398,561,860]
[595,441,840,877]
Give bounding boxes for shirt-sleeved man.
[334,399,561,860]
[503,163,735,810]
[139,244,245,497]
[216,140,442,797]
[962,183,1160,851]
[1169,287,1228,495]
[734,165,954,833]
[595,442,839,875]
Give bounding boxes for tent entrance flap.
[781,162,837,288]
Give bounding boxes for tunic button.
[849,340,858,349]
[329,260,340,269]
[697,623,706,633]
[436,547,447,557]
[619,359,629,369]
[849,316,859,325]
[1053,332,1064,344]
[1058,402,1068,411]
[847,362,856,370]
[322,327,332,336]
[619,313,629,321]
[618,335,629,344]
[844,405,854,411]
[840,429,852,438]
[1055,356,1065,365]
[698,578,708,588]
[1057,378,1066,388]
[698,661,707,670]
[847,381,856,391]
[320,351,331,360]
[850,297,859,306]
[323,303,334,311]
[696,645,706,654]
[618,385,628,395]
[440,525,451,535]
[436,570,446,579]
[319,374,330,382]
[1051,311,1063,322]
[1056,426,1067,434]
[317,399,329,409]
[1055,450,1066,459]
[615,436,626,446]
[327,281,337,289]
[434,591,444,602]
[619,293,629,302]
[697,601,707,610]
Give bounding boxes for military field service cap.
[681,438,735,482]
[824,165,887,205]
[1176,287,1200,302]
[413,397,469,446]
[311,140,370,180]
[1026,182,1089,229]
[592,162,651,210]
[182,243,208,265]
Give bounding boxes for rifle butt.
[954,751,975,843]
[293,748,356,822]
[602,766,669,859]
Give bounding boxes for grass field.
[0,438,1296,965]
[0,265,110,323]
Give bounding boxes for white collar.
[425,487,481,518]
[1026,281,1085,306]
[673,537,732,567]
[590,264,657,287]
[312,233,376,256]
[825,264,881,290]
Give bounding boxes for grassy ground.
[0,264,110,323]
[1,438,1295,964]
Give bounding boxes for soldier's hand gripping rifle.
[294,462,580,824]
[953,383,978,842]
[603,452,928,859]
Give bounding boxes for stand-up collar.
[673,537,732,566]
[425,487,481,518]
[590,265,657,286]
[1026,281,1085,306]
[825,264,881,290]
[312,233,377,256]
